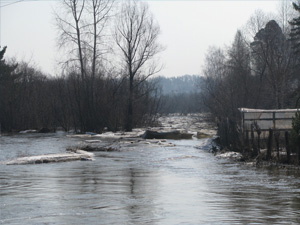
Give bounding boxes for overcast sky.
[1,0,283,77]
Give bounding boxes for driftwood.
[4,150,94,165]
[79,145,118,152]
[141,130,193,140]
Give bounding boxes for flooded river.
[1,133,300,224]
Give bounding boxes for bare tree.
[55,0,114,132]
[201,46,228,118]
[114,0,163,131]
[55,0,114,77]
[84,0,114,131]
[56,0,86,79]
[85,0,114,78]
[276,0,297,36]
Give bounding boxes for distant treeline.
[153,75,203,114]
[153,75,202,95]
[151,75,203,114]
[200,2,300,151]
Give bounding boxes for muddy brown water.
[1,133,300,224]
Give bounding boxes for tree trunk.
[267,128,273,160]
[126,75,134,131]
[285,131,290,164]
[274,132,280,160]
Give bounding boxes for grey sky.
[1,0,282,77]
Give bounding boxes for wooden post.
[245,130,249,146]
[225,118,229,147]
[257,128,261,154]
[251,124,255,151]
[273,112,276,129]
[298,146,300,165]
[251,125,256,154]
[267,128,273,160]
[274,132,280,160]
[241,112,244,153]
[285,131,290,164]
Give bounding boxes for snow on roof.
[238,108,300,113]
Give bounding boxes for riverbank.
[214,145,300,173]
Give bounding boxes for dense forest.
[0,46,162,133]
[200,2,300,151]
[0,0,163,133]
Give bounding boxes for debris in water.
[3,150,94,165]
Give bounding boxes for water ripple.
[1,135,300,224]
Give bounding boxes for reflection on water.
[1,134,300,224]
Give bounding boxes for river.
[1,132,300,224]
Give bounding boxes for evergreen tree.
[0,47,17,80]
[290,2,300,53]
[251,20,295,109]
[0,46,18,132]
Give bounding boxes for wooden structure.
[239,108,300,163]
[239,108,299,133]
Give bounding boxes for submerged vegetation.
[0,45,161,133]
